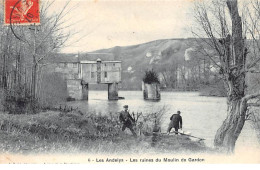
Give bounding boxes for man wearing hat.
[119,105,137,137]
[167,110,182,135]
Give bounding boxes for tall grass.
[0,108,208,154]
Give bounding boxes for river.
[67,91,259,150]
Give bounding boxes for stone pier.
[55,57,122,101]
[66,79,82,101]
[108,82,118,100]
[66,79,89,101]
[142,82,161,100]
[81,82,88,100]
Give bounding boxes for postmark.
[4,0,40,25]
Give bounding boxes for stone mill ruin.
[48,53,121,100]
[47,53,160,101]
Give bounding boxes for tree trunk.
[213,0,247,153]
[2,53,7,89]
[214,65,246,153]
[214,98,247,153]
[32,63,37,99]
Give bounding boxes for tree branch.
[244,93,260,101]
[247,103,260,107]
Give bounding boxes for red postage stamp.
[4,0,40,25]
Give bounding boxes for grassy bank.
[0,111,211,155]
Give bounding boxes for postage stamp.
[4,0,40,25]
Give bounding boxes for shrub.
[0,109,209,154]
[132,106,168,135]
[2,85,34,114]
[143,69,160,84]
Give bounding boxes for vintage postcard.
[0,0,260,164]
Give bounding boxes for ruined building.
[47,53,121,100]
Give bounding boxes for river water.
[67,91,259,150]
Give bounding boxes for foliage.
[0,1,76,114]
[0,110,120,141]
[143,70,160,84]
[0,109,208,154]
[199,78,227,97]
[131,106,167,135]
[1,85,38,114]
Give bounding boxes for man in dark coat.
[167,111,182,135]
[119,105,137,137]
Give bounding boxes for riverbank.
[103,88,226,97]
[0,111,212,154]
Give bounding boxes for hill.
[52,38,219,91]
[91,38,198,90]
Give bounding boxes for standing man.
[167,111,182,135]
[119,105,137,137]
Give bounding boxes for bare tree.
[193,0,260,153]
[0,0,79,113]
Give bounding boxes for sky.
[50,0,195,53]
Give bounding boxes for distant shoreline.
[86,89,227,98]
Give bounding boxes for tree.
[0,0,78,113]
[155,46,181,89]
[143,69,160,84]
[193,0,260,153]
[157,63,178,89]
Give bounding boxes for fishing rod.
[161,131,206,141]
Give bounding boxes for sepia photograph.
[0,0,260,164]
